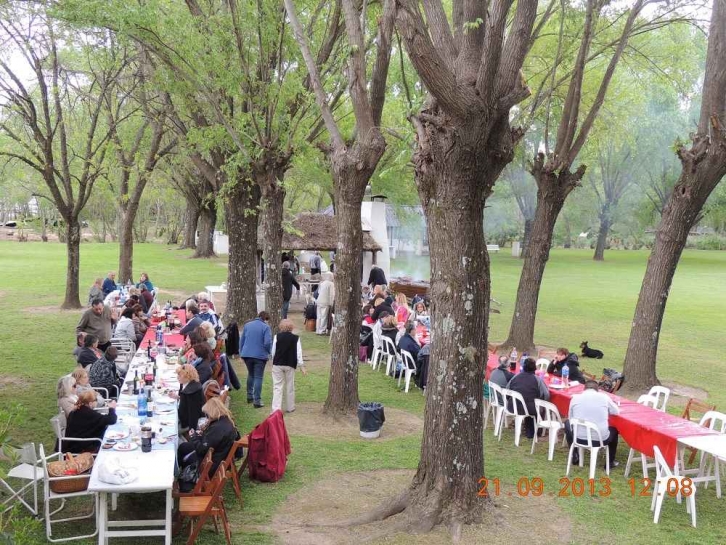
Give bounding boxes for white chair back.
[637,394,659,408]
[699,410,726,433]
[570,418,605,447]
[372,322,383,350]
[400,350,416,372]
[488,382,505,408]
[534,399,562,426]
[110,338,135,363]
[647,386,670,412]
[50,412,66,441]
[535,358,550,372]
[652,445,674,479]
[381,336,397,356]
[505,389,531,417]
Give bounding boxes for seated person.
[181,330,205,364]
[171,364,204,435]
[199,322,217,350]
[397,321,420,362]
[57,375,78,418]
[64,391,117,453]
[125,289,148,314]
[371,297,394,322]
[380,314,398,346]
[102,271,117,297]
[198,298,221,332]
[77,334,102,368]
[489,356,515,389]
[362,304,375,326]
[72,367,105,406]
[506,358,550,439]
[547,347,585,383]
[565,380,620,467]
[139,283,154,309]
[412,301,428,321]
[191,343,215,384]
[115,307,137,347]
[132,304,150,345]
[89,346,123,398]
[177,398,240,489]
[73,332,86,359]
[137,272,154,292]
[180,302,204,337]
[394,293,411,323]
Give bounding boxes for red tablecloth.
[485,354,719,464]
[141,309,186,350]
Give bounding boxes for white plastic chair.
[1,443,40,517]
[651,445,696,527]
[370,324,383,370]
[531,399,565,461]
[50,412,67,443]
[39,442,100,542]
[566,418,610,480]
[488,382,506,435]
[398,350,417,393]
[381,336,398,376]
[110,338,135,373]
[647,386,670,412]
[535,358,550,372]
[679,410,726,485]
[498,389,532,447]
[625,394,660,478]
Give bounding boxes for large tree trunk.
[61,218,83,309]
[503,159,584,352]
[593,207,611,261]
[180,196,200,249]
[522,217,533,258]
[194,202,217,258]
[224,180,260,324]
[118,200,141,284]
[402,116,491,527]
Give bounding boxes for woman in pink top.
[394,293,410,323]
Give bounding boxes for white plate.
[156,408,175,414]
[113,442,139,451]
[106,430,130,440]
[548,383,567,390]
[156,396,175,404]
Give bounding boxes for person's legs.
[271,365,284,412]
[524,416,535,439]
[564,420,579,463]
[244,358,254,402]
[281,299,290,319]
[606,426,619,464]
[316,306,329,334]
[252,359,267,406]
[284,367,296,412]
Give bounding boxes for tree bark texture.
[522,217,533,258]
[118,201,141,284]
[62,219,82,309]
[593,207,611,261]
[503,157,585,352]
[181,197,200,249]
[405,114,492,526]
[194,201,217,258]
[324,141,385,415]
[224,180,260,325]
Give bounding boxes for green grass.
[1,242,726,543]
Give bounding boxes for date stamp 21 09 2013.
[477,477,695,498]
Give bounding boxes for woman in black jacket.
[88,346,123,398]
[177,397,240,478]
[64,390,117,453]
[171,364,205,434]
[191,343,215,385]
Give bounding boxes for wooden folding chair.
[682,398,717,464]
[222,438,248,504]
[173,448,215,498]
[178,465,231,545]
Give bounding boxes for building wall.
[361,201,390,283]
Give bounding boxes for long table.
[88,346,182,543]
[485,353,720,465]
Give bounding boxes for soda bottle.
[562,362,570,388]
[509,347,518,371]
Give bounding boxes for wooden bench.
[487,244,500,252]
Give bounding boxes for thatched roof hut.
[258,213,382,252]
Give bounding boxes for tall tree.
[0,3,122,308]
[285,0,396,414]
[623,0,726,389]
[503,0,653,352]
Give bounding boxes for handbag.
[177,461,200,493]
[47,452,94,494]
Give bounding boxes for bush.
[686,234,726,250]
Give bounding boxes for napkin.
[97,456,139,485]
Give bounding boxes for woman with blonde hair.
[394,293,410,323]
[171,364,204,433]
[198,321,217,350]
[271,319,307,413]
[64,390,117,453]
[72,367,105,406]
[57,375,78,418]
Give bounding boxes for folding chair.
[682,398,717,465]
[566,418,610,480]
[39,441,99,542]
[397,350,417,393]
[1,443,41,517]
[531,399,566,461]
[222,439,248,504]
[652,446,696,527]
[178,465,231,545]
[174,449,215,498]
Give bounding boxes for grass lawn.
[1,241,725,544]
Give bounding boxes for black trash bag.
[357,402,385,432]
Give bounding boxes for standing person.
[239,311,272,408]
[88,278,103,306]
[394,293,411,323]
[102,271,117,296]
[281,261,300,319]
[565,380,620,467]
[270,319,307,413]
[316,272,335,335]
[309,251,322,276]
[76,299,116,351]
[506,358,550,439]
[367,265,387,289]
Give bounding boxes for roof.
[259,213,382,252]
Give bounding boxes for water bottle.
[562,362,570,388]
[509,348,518,371]
[137,389,147,418]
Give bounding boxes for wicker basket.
[47,452,94,494]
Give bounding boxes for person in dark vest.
[270,319,307,413]
[366,265,387,289]
[506,358,550,439]
[281,261,300,319]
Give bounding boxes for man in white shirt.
[316,272,335,335]
[566,380,620,467]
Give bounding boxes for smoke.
[389,255,430,281]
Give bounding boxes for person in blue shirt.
[239,311,272,408]
[102,271,117,296]
[137,272,154,293]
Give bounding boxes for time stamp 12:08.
[478,477,695,498]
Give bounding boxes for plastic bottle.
[137,389,147,418]
[509,347,518,371]
[562,362,570,388]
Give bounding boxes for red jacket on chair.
[247,410,291,483]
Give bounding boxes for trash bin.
[357,402,385,439]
